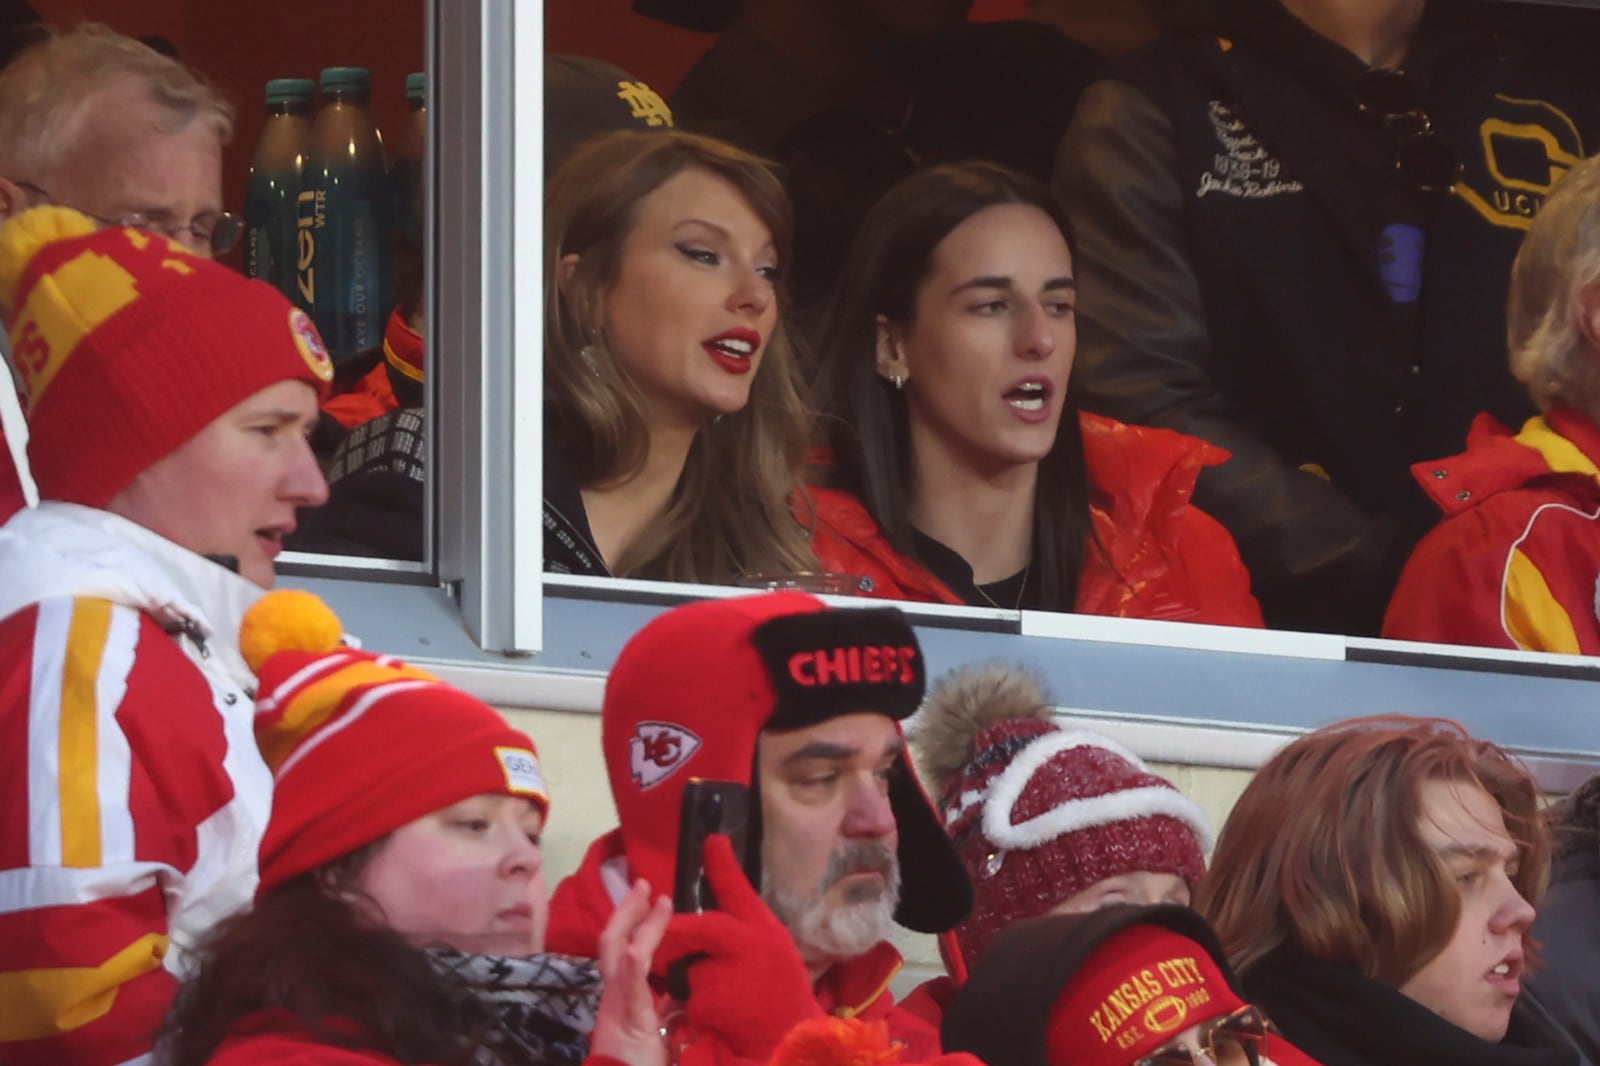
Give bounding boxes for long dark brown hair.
[158,854,484,1066]
[808,160,1095,608]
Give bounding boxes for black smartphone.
[672,778,753,914]
[668,779,755,1001]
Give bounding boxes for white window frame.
[277,0,1600,788]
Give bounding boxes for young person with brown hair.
[1197,715,1578,1066]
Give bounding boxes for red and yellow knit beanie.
[241,589,549,895]
[0,206,335,507]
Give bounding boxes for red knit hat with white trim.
[240,589,549,895]
[0,206,333,507]
[914,663,1210,974]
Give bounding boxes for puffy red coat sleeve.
[0,598,237,1066]
[1078,415,1263,627]
[1159,503,1265,628]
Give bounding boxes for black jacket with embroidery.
[1053,0,1600,633]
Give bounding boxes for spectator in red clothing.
[546,592,978,1066]
[0,206,331,1066]
[805,160,1260,625]
[1383,151,1600,655]
[160,590,675,1066]
[908,662,1209,1000]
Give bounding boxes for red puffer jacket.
[803,412,1262,626]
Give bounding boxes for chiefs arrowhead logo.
[629,721,702,790]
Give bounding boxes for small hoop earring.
[892,373,905,391]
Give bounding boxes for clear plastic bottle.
[245,78,314,304]
[302,66,391,365]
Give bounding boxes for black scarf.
[1246,950,1577,1066]
[427,948,603,1066]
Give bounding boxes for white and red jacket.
[0,502,272,1066]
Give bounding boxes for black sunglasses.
[1351,68,1462,195]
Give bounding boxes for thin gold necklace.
[974,558,1031,611]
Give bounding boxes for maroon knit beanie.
[914,662,1210,974]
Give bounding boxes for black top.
[1247,948,1580,1066]
[912,529,1041,611]
[542,431,608,577]
[291,406,426,561]
[1523,776,1600,1066]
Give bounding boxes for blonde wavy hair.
[545,128,815,582]
[1197,715,1548,986]
[0,23,233,179]
[1508,152,1600,417]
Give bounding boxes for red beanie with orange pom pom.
[240,589,548,894]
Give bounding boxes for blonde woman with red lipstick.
[806,161,1260,624]
[544,129,816,583]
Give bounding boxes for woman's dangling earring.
[580,330,603,379]
[892,373,905,391]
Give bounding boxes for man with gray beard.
[546,592,976,1065]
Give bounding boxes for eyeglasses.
[1351,68,1461,195]
[1136,1005,1270,1066]
[11,180,244,256]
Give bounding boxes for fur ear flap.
[911,660,1054,799]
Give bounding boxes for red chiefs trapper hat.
[601,591,972,935]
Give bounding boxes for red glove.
[656,835,823,1061]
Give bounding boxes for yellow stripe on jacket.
[59,599,112,868]
[0,932,169,1039]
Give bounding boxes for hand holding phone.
[673,779,755,915]
[656,834,823,1060]
[668,779,753,1000]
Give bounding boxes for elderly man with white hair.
[1383,151,1600,654]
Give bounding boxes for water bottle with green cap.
[303,66,391,366]
[245,78,314,304]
